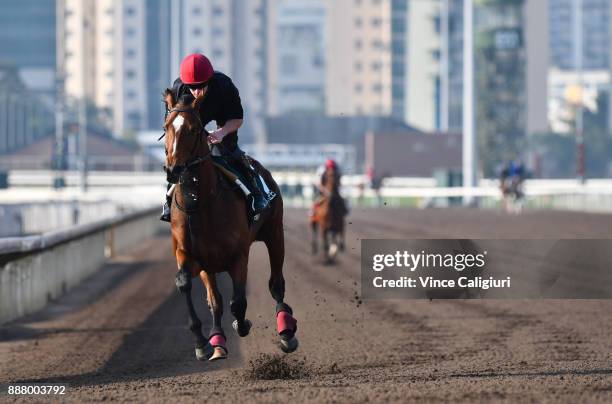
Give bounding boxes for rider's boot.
[239,156,269,216]
[160,194,171,222]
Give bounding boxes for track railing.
[0,206,163,325]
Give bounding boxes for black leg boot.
[239,157,269,216]
[160,188,172,222]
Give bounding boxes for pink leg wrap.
[277,311,297,335]
[209,334,226,347]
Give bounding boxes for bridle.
[165,105,212,183]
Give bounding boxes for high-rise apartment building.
[58,0,268,143]
[326,0,393,117]
[0,0,56,99]
[0,0,56,154]
[267,0,326,115]
[549,0,610,70]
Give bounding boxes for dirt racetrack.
[1,207,611,403]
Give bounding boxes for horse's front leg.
[199,271,227,361]
[229,254,252,337]
[174,248,209,361]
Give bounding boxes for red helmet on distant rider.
[180,53,214,85]
[325,159,337,169]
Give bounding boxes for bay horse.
[310,169,348,263]
[163,91,298,361]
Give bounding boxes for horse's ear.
[164,89,176,109]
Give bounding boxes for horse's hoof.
[232,319,252,337]
[209,346,228,361]
[329,243,338,259]
[175,269,191,292]
[279,336,299,353]
[195,343,213,361]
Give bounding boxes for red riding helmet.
[325,159,337,169]
[180,53,214,84]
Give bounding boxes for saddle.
[178,154,274,223]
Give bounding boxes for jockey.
[161,53,271,222]
[318,159,341,195]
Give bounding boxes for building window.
[281,55,297,75]
[373,83,383,93]
[371,17,382,27]
[193,27,202,36]
[371,61,382,71]
[212,6,224,16]
[355,84,363,93]
[126,27,136,37]
[126,70,136,79]
[125,7,136,16]
[354,61,363,71]
[212,48,224,58]
[193,7,202,15]
[355,39,363,49]
[126,48,136,58]
[355,17,363,27]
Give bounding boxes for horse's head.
[163,89,207,183]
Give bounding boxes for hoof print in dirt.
[245,353,309,380]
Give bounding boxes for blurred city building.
[549,0,610,70]
[325,0,392,117]
[266,0,326,115]
[365,131,462,177]
[405,0,442,131]
[547,0,612,135]
[473,0,549,175]
[1,126,157,171]
[0,65,54,155]
[0,0,56,103]
[58,0,268,144]
[548,69,610,133]
[264,114,420,171]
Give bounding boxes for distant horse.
[310,169,348,263]
[163,90,298,361]
[501,176,524,214]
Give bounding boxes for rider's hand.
[207,128,224,144]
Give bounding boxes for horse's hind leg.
[199,271,227,361]
[311,220,318,255]
[174,248,209,361]
[228,255,252,337]
[264,224,299,353]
